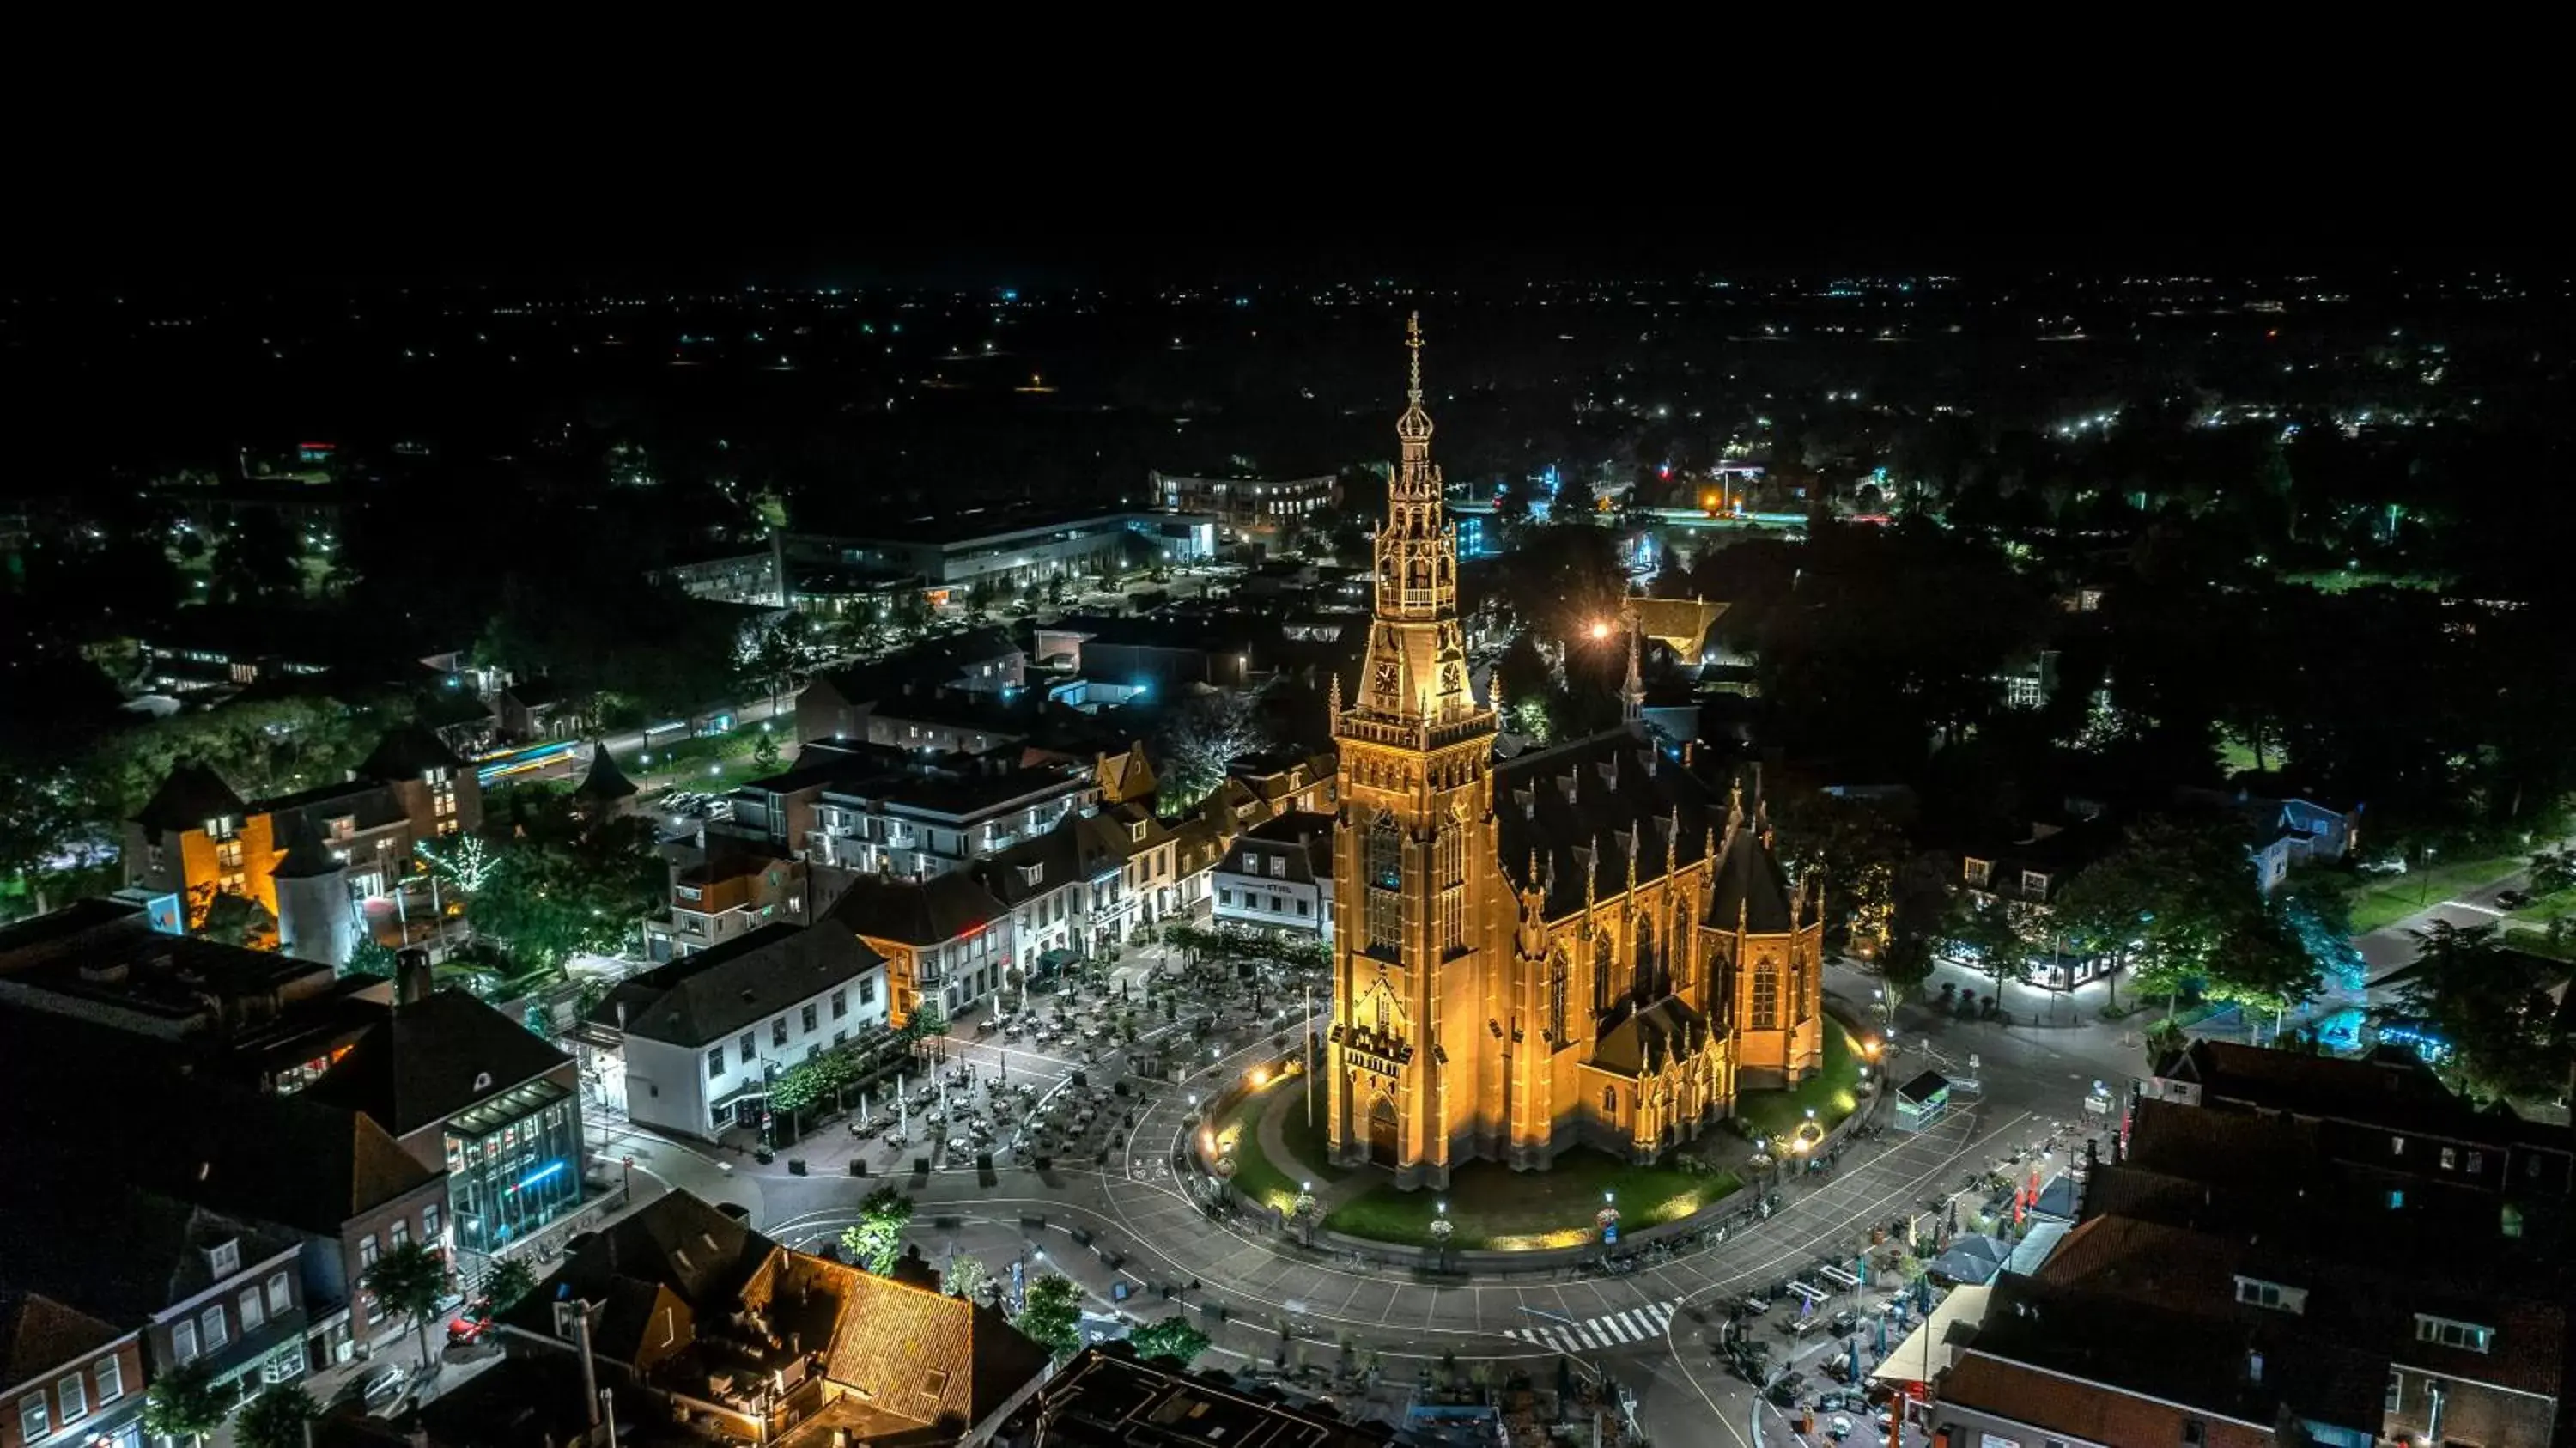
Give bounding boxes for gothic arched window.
[1591,932,1613,1015]
[1602,1086,1619,1116]
[1634,917,1656,1000]
[1367,814,1402,891]
[1365,813,1403,954]
[1376,989,1391,1036]
[1548,948,1569,1043]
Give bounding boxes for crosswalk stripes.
[1504,1299,1677,1353]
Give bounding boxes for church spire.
[1397,311,1433,451]
[1620,606,1645,727]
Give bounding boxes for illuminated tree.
[416,833,497,894]
[1014,1274,1084,1359]
[942,1252,993,1304]
[140,1361,230,1447]
[840,1185,914,1276]
[1127,1317,1212,1366]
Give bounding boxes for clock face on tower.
[1443,662,1464,696]
[1373,659,1400,696]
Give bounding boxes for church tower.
[1327,315,1497,1189]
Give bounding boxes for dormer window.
[2415,1314,2494,1353]
[2020,869,2049,897]
[1130,820,1147,843]
[1963,857,1991,888]
[208,1238,241,1278]
[2233,1276,2306,1314]
[1019,862,1043,886]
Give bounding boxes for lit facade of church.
[1326,318,1826,1189]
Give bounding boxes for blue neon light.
[510,1159,568,1194]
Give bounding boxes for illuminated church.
[1326,318,1826,1188]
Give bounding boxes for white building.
[586,922,890,1141]
[1212,810,1334,941]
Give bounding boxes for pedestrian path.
[1503,1299,1677,1353]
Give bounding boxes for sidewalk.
[1249,1084,1369,1211]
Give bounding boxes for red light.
[1657,465,1672,479]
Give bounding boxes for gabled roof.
[155,1085,442,1236]
[1220,811,1334,885]
[304,989,572,1138]
[0,1183,297,1329]
[1705,815,1796,934]
[0,1289,125,1396]
[1589,995,1709,1077]
[357,723,465,780]
[826,873,1005,948]
[786,1252,1053,1428]
[132,761,248,833]
[595,922,887,1049]
[497,1190,777,1366]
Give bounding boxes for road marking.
[2441,900,2507,917]
[1504,1300,1674,1349]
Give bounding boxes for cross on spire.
[1406,311,1425,405]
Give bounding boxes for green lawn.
[2349,855,2524,934]
[1272,1092,1349,1183]
[2506,886,2576,926]
[1732,1020,1865,1146]
[1321,1149,1739,1250]
[1213,1082,1339,1216]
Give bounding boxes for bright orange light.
[1250,1068,1270,1088]
[1589,621,1612,641]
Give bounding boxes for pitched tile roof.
[357,724,465,780]
[827,872,1005,947]
[131,761,249,833]
[0,1183,297,1328]
[785,1253,1052,1428]
[1589,995,1709,1077]
[304,988,574,1137]
[596,922,886,1049]
[0,1289,125,1396]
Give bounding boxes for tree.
[345,935,400,979]
[2530,847,2576,897]
[210,508,306,605]
[1015,1273,1085,1359]
[233,1383,319,1448]
[2377,922,2572,1105]
[751,728,782,772]
[1127,1317,1212,1366]
[416,833,499,894]
[193,887,277,948]
[840,1185,914,1276]
[140,1360,232,1447]
[483,1256,541,1311]
[1940,894,2032,1008]
[362,1241,453,1386]
[1155,689,1272,812]
[943,1252,993,1304]
[467,824,662,976]
[1775,792,1910,954]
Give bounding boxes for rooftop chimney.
[394,947,434,1007]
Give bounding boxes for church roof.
[1590,995,1709,1078]
[1496,731,1721,918]
[1707,818,1797,934]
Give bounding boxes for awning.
[1870,1282,1993,1386]
[1925,1233,2014,1286]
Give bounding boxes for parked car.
[447,1298,497,1344]
[2497,889,2533,910]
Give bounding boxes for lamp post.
[1429,1199,1452,1271]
